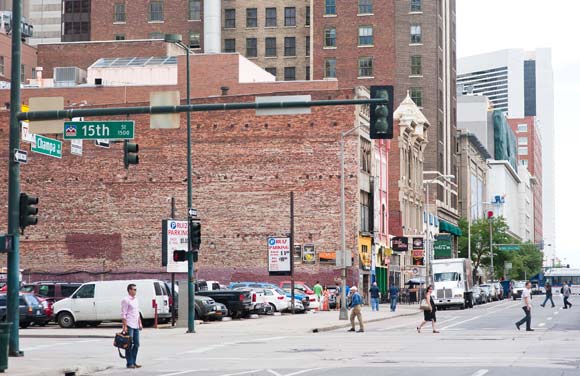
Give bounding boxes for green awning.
[439,220,463,236]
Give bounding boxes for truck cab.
[432,258,474,309]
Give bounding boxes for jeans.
[516,306,532,330]
[390,297,398,312]
[126,327,140,367]
[541,294,555,307]
[563,296,572,308]
[371,297,379,311]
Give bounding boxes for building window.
[325,0,336,15]
[410,0,422,12]
[265,67,277,78]
[284,37,296,56]
[518,137,528,146]
[265,7,276,27]
[324,27,336,47]
[149,32,164,39]
[224,39,236,53]
[358,26,373,46]
[114,3,126,22]
[325,58,336,78]
[360,191,370,232]
[411,55,422,75]
[149,1,163,21]
[305,6,310,26]
[305,36,310,56]
[265,37,277,57]
[224,9,236,28]
[115,34,125,40]
[284,7,296,26]
[0,56,4,75]
[246,38,257,57]
[306,66,310,80]
[189,31,201,49]
[246,8,257,28]
[284,67,296,81]
[189,0,201,20]
[517,123,528,133]
[358,57,373,77]
[358,0,372,14]
[518,147,528,156]
[361,138,371,173]
[410,87,422,107]
[410,24,422,43]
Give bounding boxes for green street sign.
[498,245,520,251]
[32,135,62,158]
[63,121,135,140]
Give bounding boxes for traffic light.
[369,85,394,140]
[19,193,39,232]
[487,211,494,219]
[173,250,187,262]
[192,250,199,263]
[190,219,201,251]
[124,140,139,169]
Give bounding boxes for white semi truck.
[432,258,474,309]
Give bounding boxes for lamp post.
[164,34,195,333]
[422,172,455,285]
[339,126,361,320]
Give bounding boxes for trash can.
[0,322,11,372]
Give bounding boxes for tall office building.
[28,0,62,45]
[458,49,555,265]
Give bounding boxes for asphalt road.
[13,295,580,376]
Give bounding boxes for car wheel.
[19,321,30,329]
[269,303,277,313]
[58,312,75,328]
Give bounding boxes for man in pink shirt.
[121,283,143,369]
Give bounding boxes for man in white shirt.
[121,283,143,368]
[515,281,534,332]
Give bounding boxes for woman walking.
[322,286,330,311]
[417,285,439,333]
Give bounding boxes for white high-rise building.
[458,49,556,266]
[28,0,62,45]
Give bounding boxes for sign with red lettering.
[268,237,291,276]
[162,220,189,273]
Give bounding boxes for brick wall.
[0,33,38,82]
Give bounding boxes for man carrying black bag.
[121,283,143,369]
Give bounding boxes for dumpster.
[0,322,10,372]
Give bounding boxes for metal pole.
[290,192,295,314]
[339,133,348,320]
[184,45,195,334]
[425,183,430,285]
[468,212,471,262]
[7,0,23,357]
[489,218,494,281]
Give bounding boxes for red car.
[27,295,52,326]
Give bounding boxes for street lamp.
[164,34,195,333]
[422,172,455,285]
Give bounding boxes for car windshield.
[273,287,287,295]
[514,281,526,288]
[24,294,39,306]
[434,272,460,282]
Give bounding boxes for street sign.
[63,121,135,140]
[32,135,62,158]
[498,245,520,251]
[71,139,83,156]
[13,149,28,164]
[268,237,291,276]
[0,235,14,252]
[95,139,110,148]
[188,208,197,218]
[162,220,189,273]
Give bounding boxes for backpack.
[560,287,564,294]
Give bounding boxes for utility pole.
[489,217,494,281]
[290,192,295,314]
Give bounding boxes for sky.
[456,0,580,268]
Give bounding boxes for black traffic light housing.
[124,140,139,169]
[173,250,187,262]
[369,85,394,140]
[19,193,39,233]
[190,219,201,251]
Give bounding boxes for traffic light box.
[19,193,38,233]
[124,140,139,169]
[173,250,187,262]
[369,85,394,140]
[190,219,201,251]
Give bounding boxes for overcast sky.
[456,0,580,268]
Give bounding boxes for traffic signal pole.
[7,0,23,356]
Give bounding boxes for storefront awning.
[439,220,463,236]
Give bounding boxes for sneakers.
[515,323,521,331]
[357,329,365,333]
[526,329,535,332]
[347,328,356,332]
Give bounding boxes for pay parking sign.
[268,237,291,276]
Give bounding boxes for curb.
[22,334,113,339]
[310,311,421,333]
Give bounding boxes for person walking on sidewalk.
[416,285,439,333]
[389,283,400,312]
[540,282,555,308]
[322,286,330,311]
[369,282,380,311]
[347,286,364,333]
[121,283,143,369]
[313,281,323,309]
[515,281,534,331]
[562,281,572,309]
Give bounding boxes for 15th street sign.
[63,121,135,140]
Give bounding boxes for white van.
[53,279,171,328]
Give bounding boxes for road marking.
[285,369,326,376]
[159,370,208,376]
[219,371,262,376]
[440,315,482,330]
[267,370,283,376]
[554,311,559,315]
[539,323,545,327]
[547,317,553,321]
[471,370,489,376]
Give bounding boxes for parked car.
[196,289,253,318]
[479,284,493,303]
[194,295,219,321]
[472,285,484,305]
[233,287,272,315]
[0,293,48,328]
[512,281,526,300]
[52,279,171,328]
[32,296,53,326]
[20,282,82,304]
[531,283,544,295]
[229,282,310,310]
[279,281,318,310]
[260,287,289,312]
[493,282,504,300]
[480,284,498,301]
[211,302,228,320]
[287,298,305,313]
[197,280,222,291]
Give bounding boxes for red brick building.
[0,52,371,287]
[0,33,38,83]
[508,116,543,245]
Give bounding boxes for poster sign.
[302,244,315,264]
[434,234,452,259]
[391,237,409,252]
[293,244,302,263]
[162,220,189,273]
[268,237,291,275]
[319,251,336,264]
[412,237,424,250]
